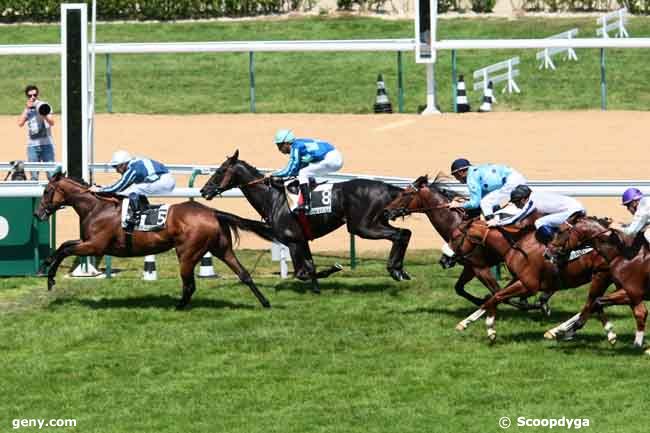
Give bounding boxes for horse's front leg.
[43,240,101,291]
[453,266,486,306]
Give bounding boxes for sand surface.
[1,111,645,252]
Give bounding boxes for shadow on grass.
[401,304,629,322]
[49,294,274,311]
[273,278,400,295]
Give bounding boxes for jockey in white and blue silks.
[610,188,650,243]
[92,150,176,229]
[270,129,343,212]
[490,185,586,244]
[448,158,527,219]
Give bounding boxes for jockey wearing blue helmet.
[268,128,343,212]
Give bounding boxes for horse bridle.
[552,222,613,263]
[389,186,466,217]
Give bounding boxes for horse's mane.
[60,175,91,187]
[235,159,264,177]
[428,173,463,201]
[585,216,612,228]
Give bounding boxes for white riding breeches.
[120,173,176,196]
[534,207,585,229]
[480,171,527,216]
[297,150,344,184]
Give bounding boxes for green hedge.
[0,0,294,23]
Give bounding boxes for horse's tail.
[213,210,277,245]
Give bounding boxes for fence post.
[451,49,457,113]
[249,51,256,113]
[105,53,112,113]
[188,168,201,202]
[600,48,607,111]
[397,51,404,113]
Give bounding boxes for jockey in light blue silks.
[610,188,650,243]
[90,150,176,231]
[269,129,344,212]
[440,158,528,266]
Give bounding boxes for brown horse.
[384,175,508,305]
[34,173,276,310]
[546,216,650,351]
[384,175,543,310]
[387,176,616,341]
[453,215,615,343]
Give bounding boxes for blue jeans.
[27,144,55,181]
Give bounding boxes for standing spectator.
[17,85,55,181]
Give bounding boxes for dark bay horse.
[199,150,412,292]
[546,216,650,352]
[35,173,276,309]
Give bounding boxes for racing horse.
[546,216,650,351]
[34,173,276,309]
[199,150,413,293]
[383,176,615,342]
[453,215,615,343]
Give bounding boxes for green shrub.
[471,0,496,12]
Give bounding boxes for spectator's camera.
[35,101,51,116]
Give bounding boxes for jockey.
[90,150,176,231]
[610,188,650,243]
[448,158,527,221]
[268,129,343,212]
[488,185,586,244]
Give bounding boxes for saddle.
[120,197,169,232]
[283,178,334,216]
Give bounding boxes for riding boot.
[125,192,141,233]
[296,183,311,213]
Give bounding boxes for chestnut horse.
[35,173,276,309]
[383,176,614,343]
[383,175,540,310]
[546,216,650,352]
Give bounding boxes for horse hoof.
[262,300,271,308]
[455,322,467,332]
[543,331,556,340]
[389,270,402,281]
[541,303,552,317]
[488,334,497,345]
[400,270,411,280]
[47,280,55,291]
[608,337,617,346]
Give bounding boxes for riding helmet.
[274,129,295,145]
[110,150,133,167]
[621,187,643,205]
[450,158,471,174]
[510,184,532,202]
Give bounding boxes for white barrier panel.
[271,241,290,279]
[597,8,629,38]
[473,57,520,95]
[536,28,579,70]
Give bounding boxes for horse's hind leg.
[215,247,270,308]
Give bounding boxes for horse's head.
[383,175,429,220]
[545,215,611,264]
[200,150,244,199]
[34,172,70,220]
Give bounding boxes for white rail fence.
[536,29,579,70]
[597,8,630,38]
[473,57,520,95]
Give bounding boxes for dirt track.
[2,111,646,252]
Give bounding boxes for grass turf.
[0,16,649,114]
[0,248,646,433]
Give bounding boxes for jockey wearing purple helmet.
[610,188,650,242]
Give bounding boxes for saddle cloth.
[284,180,334,216]
[121,199,169,231]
